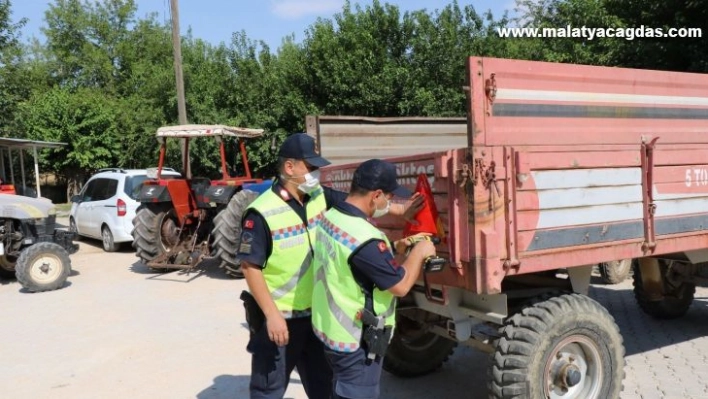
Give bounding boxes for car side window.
[81,180,98,202]
[91,178,118,201]
[105,179,118,199]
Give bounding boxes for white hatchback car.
[69,168,180,252]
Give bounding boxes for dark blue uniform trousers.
[325,347,383,399]
[247,316,332,399]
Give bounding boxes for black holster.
[362,324,392,361]
[240,290,265,334]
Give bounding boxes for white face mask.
[372,195,390,218]
[296,169,321,194]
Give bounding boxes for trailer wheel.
[599,258,632,284]
[632,259,695,319]
[382,315,457,377]
[132,205,179,270]
[212,190,259,279]
[488,293,624,399]
[15,242,71,292]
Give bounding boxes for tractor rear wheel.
[599,258,632,284]
[132,205,180,269]
[212,189,260,278]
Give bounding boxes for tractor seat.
[190,177,212,198]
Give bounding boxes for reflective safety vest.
[247,186,326,318]
[311,208,397,352]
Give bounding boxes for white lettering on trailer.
[685,168,708,187]
[326,162,435,191]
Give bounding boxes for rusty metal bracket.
[485,73,497,105]
[473,159,501,211]
[456,163,472,188]
[485,161,501,197]
[423,271,447,305]
[641,136,660,253]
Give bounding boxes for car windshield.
[125,175,147,200]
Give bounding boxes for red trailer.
[311,56,708,398]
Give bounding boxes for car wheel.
[102,226,118,252]
[69,217,81,241]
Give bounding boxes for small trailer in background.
[310,56,708,398]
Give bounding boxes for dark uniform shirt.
[235,181,347,268]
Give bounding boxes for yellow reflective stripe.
[260,205,291,217]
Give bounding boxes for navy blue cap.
[352,159,411,198]
[278,133,330,168]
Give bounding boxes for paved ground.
[2,222,708,398]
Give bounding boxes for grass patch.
[55,203,72,213]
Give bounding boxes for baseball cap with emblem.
[278,133,331,168]
[352,159,411,198]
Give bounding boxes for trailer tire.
[632,259,695,319]
[382,316,457,377]
[599,258,632,284]
[15,242,71,292]
[488,293,624,399]
[132,205,178,270]
[212,190,259,279]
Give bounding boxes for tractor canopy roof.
[156,124,265,138]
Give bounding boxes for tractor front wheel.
[15,242,71,292]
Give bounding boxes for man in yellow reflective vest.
[311,159,437,399]
[236,135,423,399]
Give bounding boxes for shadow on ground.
[196,375,303,399]
[129,257,238,282]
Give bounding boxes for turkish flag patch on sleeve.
[378,241,388,253]
[244,220,254,229]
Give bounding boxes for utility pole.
[170,0,190,178]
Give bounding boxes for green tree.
[42,0,136,91]
[303,0,415,116]
[512,0,623,65]
[17,87,123,197]
[514,0,708,72]
[604,0,708,72]
[0,0,28,135]
[403,2,510,115]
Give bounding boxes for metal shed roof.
[156,124,264,138]
[0,138,67,149]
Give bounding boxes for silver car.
[69,168,180,251]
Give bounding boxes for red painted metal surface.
[320,57,708,294]
[0,184,16,195]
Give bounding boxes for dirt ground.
[4,219,708,398]
[0,220,487,399]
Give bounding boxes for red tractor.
[132,124,266,276]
